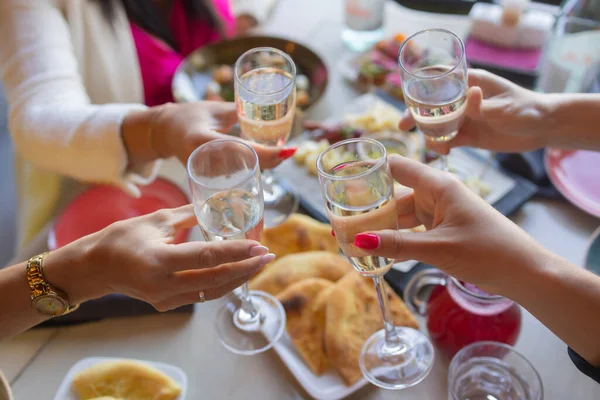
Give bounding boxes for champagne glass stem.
[373,276,403,350]
[240,283,258,319]
[439,154,450,172]
[262,169,276,196]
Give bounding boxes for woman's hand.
[400,69,550,154]
[235,15,258,36]
[49,205,274,312]
[353,155,551,293]
[151,101,295,169]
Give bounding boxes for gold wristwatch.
[26,252,79,317]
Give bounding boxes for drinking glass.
[398,29,468,172]
[234,47,299,228]
[187,139,285,355]
[316,138,434,389]
[449,341,543,400]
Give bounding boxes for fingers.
[169,253,274,293]
[249,143,297,170]
[398,109,416,131]
[388,154,436,190]
[467,69,512,96]
[425,140,451,155]
[353,229,435,262]
[394,188,421,229]
[152,274,255,312]
[465,86,483,119]
[426,86,483,153]
[162,240,269,272]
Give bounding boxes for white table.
[3,2,600,399]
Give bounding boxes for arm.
[0,206,273,342]
[399,69,600,153]
[496,251,600,367]
[542,93,600,152]
[0,245,98,340]
[0,0,160,191]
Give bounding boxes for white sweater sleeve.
[0,0,159,197]
[231,0,278,24]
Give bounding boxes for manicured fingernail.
[259,253,276,265]
[278,147,297,160]
[249,245,269,257]
[354,233,379,250]
[331,229,335,237]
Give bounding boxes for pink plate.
[545,148,600,217]
[49,178,190,250]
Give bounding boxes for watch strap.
[26,252,79,315]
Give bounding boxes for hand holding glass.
[187,139,285,355]
[317,138,434,389]
[234,47,298,227]
[399,29,468,172]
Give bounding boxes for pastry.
[277,278,334,375]
[71,360,181,400]
[260,214,339,260]
[249,251,352,296]
[324,272,419,386]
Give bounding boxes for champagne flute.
[234,47,299,228]
[316,138,434,389]
[399,29,468,173]
[187,139,285,355]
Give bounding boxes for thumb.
[354,229,436,263]
[398,109,416,131]
[465,86,484,119]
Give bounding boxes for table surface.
[2,1,600,399]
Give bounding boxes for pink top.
[131,0,234,106]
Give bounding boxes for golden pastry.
[249,251,352,296]
[72,360,181,400]
[277,278,334,375]
[260,214,339,261]
[324,272,419,386]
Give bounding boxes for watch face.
[33,294,67,316]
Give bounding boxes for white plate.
[273,332,368,400]
[53,357,188,400]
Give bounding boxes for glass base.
[262,176,299,228]
[216,290,286,355]
[359,327,434,390]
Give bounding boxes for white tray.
[273,332,368,400]
[53,357,188,400]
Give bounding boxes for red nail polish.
[331,229,335,237]
[354,233,379,250]
[278,147,297,160]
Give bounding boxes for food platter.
[172,36,328,110]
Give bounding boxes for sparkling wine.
[404,66,467,142]
[236,67,295,147]
[451,358,532,400]
[324,162,397,276]
[196,189,264,242]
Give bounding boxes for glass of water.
[234,47,299,228]
[398,29,468,173]
[187,139,285,355]
[449,341,543,400]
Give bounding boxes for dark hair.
[94,0,221,51]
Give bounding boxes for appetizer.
[203,63,311,107]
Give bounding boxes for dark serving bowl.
[172,36,328,110]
